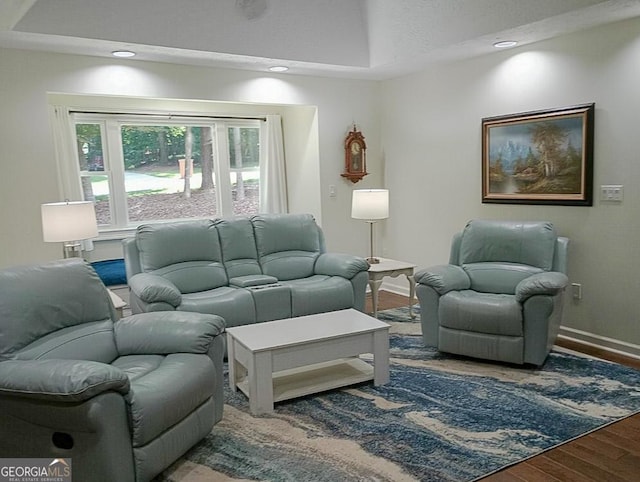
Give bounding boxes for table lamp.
[41,200,99,258]
[351,189,389,264]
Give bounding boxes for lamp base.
[364,221,381,265]
[63,241,83,259]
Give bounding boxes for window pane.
[76,123,104,172]
[76,123,109,224]
[229,126,260,216]
[86,174,112,225]
[121,125,217,222]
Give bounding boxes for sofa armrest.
[315,253,369,279]
[515,272,569,302]
[129,272,182,307]
[114,311,226,356]
[0,359,129,402]
[415,265,470,295]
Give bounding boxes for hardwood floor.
[369,290,640,482]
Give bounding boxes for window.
[73,114,261,229]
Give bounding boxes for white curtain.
[259,114,288,213]
[49,105,94,251]
[49,105,82,200]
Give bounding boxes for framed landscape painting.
[482,103,594,206]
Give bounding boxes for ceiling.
[1,0,640,80]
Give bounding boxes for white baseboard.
[379,280,411,297]
[380,281,640,361]
[558,327,640,361]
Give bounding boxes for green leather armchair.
[0,259,226,482]
[415,220,569,366]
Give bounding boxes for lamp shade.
[351,189,389,220]
[41,201,98,242]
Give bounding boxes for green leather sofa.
[0,258,226,482]
[123,213,370,326]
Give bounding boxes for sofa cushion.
[281,275,353,317]
[178,287,256,327]
[252,214,321,280]
[463,262,543,294]
[439,290,523,336]
[112,354,214,447]
[0,259,115,357]
[14,320,118,364]
[216,217,263,278]
[136,220,222,270]
[136,220,228,293]
[458,220,557,270]
[259,250,320,281]
[152,261,228,294]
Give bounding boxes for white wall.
[0,48,381,266]
[379,17,640,352]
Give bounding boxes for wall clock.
[341,125,367,183]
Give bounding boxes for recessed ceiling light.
[111,50,136,58]
[493,41,518,48]
[268,66,289,72]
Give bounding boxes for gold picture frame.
[482,103,594,206]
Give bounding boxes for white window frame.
[49,94,292,240]
[70,112,261,237]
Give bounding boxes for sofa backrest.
[0,259,118,363]
[135,220,228,293]
[457,220,557,268]
[125,214,330,287]
[252,213,322,281]
[452,220,558,294]
[215,217,262,278]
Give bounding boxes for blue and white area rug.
[157,308,640,482]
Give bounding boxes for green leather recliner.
[0,258,226,482]
[415,220,569,366]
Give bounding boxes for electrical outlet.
[571,283,582,300]
[600,185,623,202]
[329,185,336,198]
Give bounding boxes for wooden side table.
[108,289,127,319]
[367,258,416,319]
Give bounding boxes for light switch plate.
[600,185,623,202]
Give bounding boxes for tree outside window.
[74,116,261,228]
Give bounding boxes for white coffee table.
[227,309,390,415]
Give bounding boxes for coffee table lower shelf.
[235,357,373,403]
